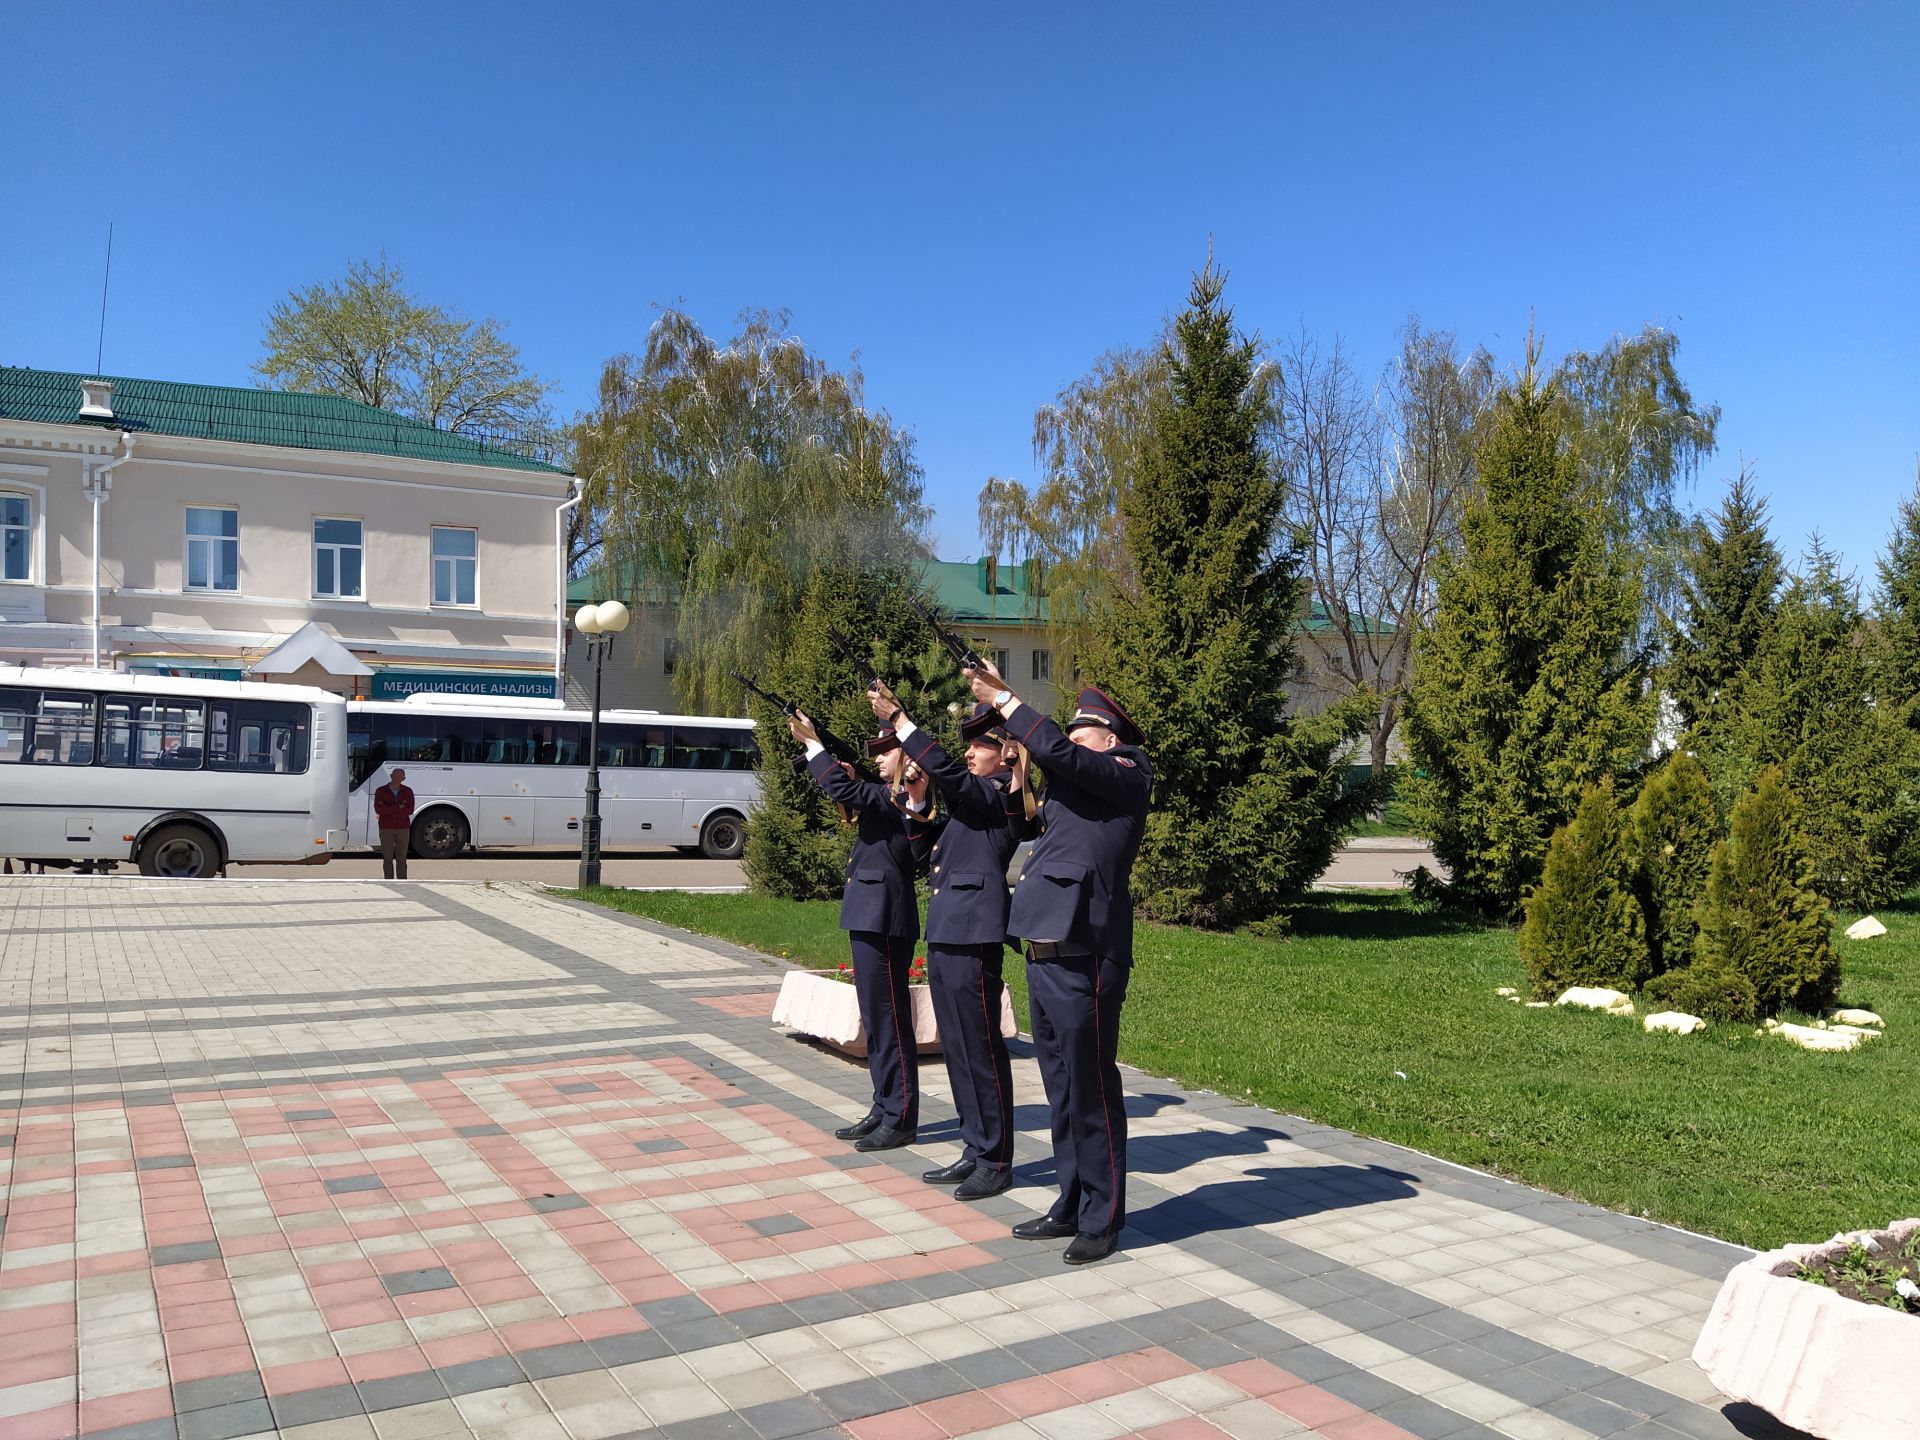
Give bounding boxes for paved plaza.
[0,879,1793,1440]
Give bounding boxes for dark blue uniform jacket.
[1000,702,1153,965]
[806,750,925,941]
[899,728,1018,947]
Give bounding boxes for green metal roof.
[923,559,1049,626]
[0,366,571,477]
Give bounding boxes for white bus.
[345,696,760,860]
[0,667,350,878]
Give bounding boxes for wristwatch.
[992,688,1012,708]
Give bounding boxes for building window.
[184,507,238,592]
[663,638,680,676]
[431,527,477,607]
[1,494,30,582]
[1031,648,1052,682]
[992,648,1011,677]
[313,518,364,599]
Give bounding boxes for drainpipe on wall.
[554,476,585,697]
[82,431,136,670]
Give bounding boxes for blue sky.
[3,3,1915,581]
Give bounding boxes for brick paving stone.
[0,878,1790,1439]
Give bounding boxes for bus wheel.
[137,824,220,878]
[411,808,469,860]
[699,812,745,860]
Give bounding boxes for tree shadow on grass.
[1276,890,1500,944]
[1128,1162,1422,1244]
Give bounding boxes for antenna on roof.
[94,221,114,375]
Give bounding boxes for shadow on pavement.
[1127,1162,1422,1244]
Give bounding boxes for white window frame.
[313,517,365,600]
[1031,648,1052,683]
[182,505,240,593]
[0,491,32,584]
[430,526,478,608]
[991,648,1011,677]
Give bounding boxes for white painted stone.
[1829,1008,1884,1028]
[1524,1001,1551,1008]
[1828,1024,1883,1041]
[1694,1218,1920,1440]
[1555,986,1634,1016]
[1643,1012,1706,1035]
[1771,1022,1862,1052]
[1495,987,1519,998]
[1843,916,1887,940]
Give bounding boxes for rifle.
[824,625,884,690]
[905,596,1036,819]
[907,594,985,671]
[731,672,871,776]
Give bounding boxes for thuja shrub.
[1628,749,1719,977]
[1647,767,1838,1022]
[1518,781,1650,997]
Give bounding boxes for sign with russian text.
[370,671,558,701]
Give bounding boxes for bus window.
[208,701,311,774]
[0,687,31,763]
[104,697,207,769]
[675,726,754,770]
[638,726,670,768]
[437,715,483,763]
[529,721,585,765]
[347,718,382,789]
[480,716,530,764]
[596,723,640,767]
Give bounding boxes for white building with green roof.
[0,367,577,696]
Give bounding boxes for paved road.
[0,875,1762,1440]
[235,840,1442,891]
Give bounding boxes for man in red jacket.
[374,768,415,880]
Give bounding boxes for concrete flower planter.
[771,968,1018,1058]
[1692,1219,1919,1440]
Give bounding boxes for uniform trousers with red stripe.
[849,931,919,1132]
[926,944,1015,1173]
[1026,950,1130,1236]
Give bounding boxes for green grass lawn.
[1348,787,1418,839]
[568,885,1920,1251]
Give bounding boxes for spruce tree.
[1627,749,1718,977]
[1518,782,1650,997]
[1099,263,1375,929]
[741,564,966,900]
[1665,472,1783,738]
[1403,354,1653,917]
[1873,468,1920,721]
[1711,541,1919,906]
[1682,767,1838,1021]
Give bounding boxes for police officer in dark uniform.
[868,683,1021,1201]
[964,662,1151,1264]
[788,710,934,1151]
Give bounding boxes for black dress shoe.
[834,1113,883,1140]
[1011,1214,1077,1240]
[853,1125,916,1152]
[922,1157,977,1185]
[954,1167,1012,1201]
[1063,1231,1119,1264]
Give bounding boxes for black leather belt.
[1026,940,1092,960]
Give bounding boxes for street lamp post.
[573,599,630,888]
